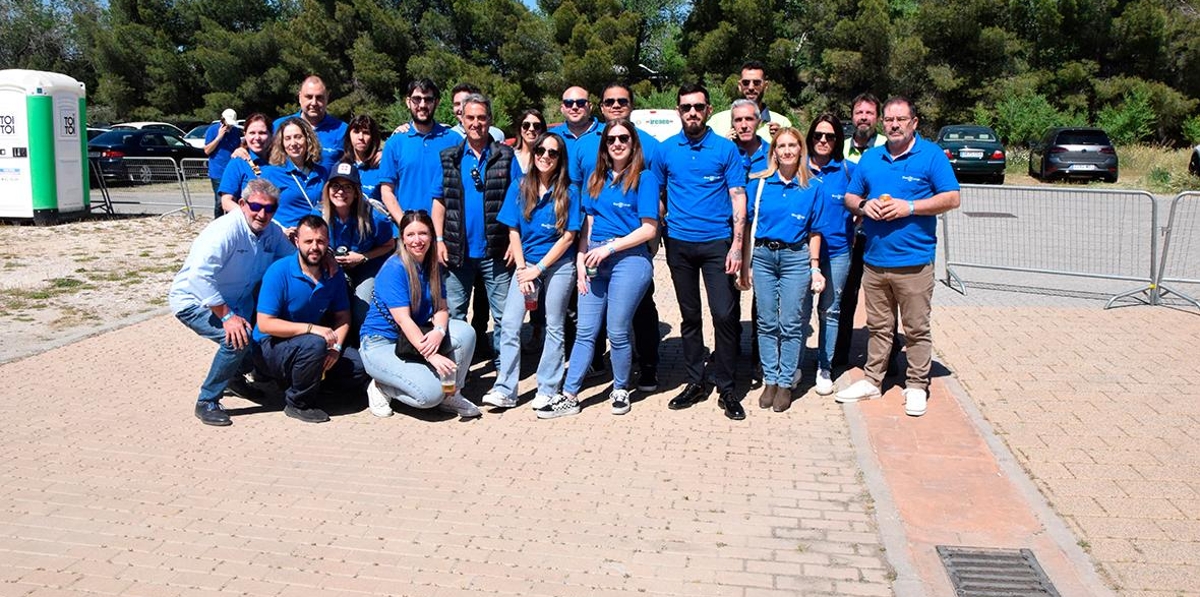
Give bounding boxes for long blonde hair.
[751,127,810,188]
[397,211,443,316]
[269,117,323,168]
[521,132,572,234]
[320,177,374,244]
[587,119,643,198]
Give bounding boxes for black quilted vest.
[438,141,515,268]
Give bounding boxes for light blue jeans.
[445,255,511,358]
[175,303,254,404]
[801,249,852,372]
[753,244,811,389]
[493,257,575,399]
[564,244,653,395]
[360,319,476,409]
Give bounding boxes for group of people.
[171,61,960,427]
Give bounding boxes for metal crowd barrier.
[88,156,203,222]
[942,184,1159,308]
[179,158,213,219]
[1155,191,1200,308]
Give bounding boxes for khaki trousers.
[861,263,934,390]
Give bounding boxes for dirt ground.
[0,213,210,363]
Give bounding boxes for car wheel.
[1189,152,1199,176]
[1102,173,1118,183]
[992,173,1005,185]
[133,165,153,184]
[1027,158,1036,179]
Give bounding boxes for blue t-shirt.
[272,112,348,173]
[497,183,582,266]
[809,158,855,258]
[217,150,267,199]
[357,161,386,203]
[739,140,770,180]
[360,254,441,340]
[252,255,350,342]
[846,134,960,268]
[379,122,461,213]
[204,123,243,181]
[584,170,660,242]
[749,173,826,244]
[330,209,396,255]
[259,161,328,228]
[571,126,661,193]
[431,144,524,259]
[653,128,747,243]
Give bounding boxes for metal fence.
[87,156,209,222]
[1156,191,1200,308]
[942,184,1160,308]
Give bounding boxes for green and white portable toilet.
[0,69,88,224]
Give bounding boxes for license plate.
[959,149,983,159]
[1073,164,1096,171]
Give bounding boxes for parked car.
[182,120,244,149]
[88,129,205,183]
[936,125,1006,184]
[1190,144,1199,177]
[1028,127,1119,183]
[86,127,110,141]
[109,121,188,138]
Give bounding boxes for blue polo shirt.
[498,183,582,266]
[653,128,746,243]
[273,112,348,173]
[217,150,267,199]
[846,134,960,268]
[379,122,461,212]
[360,255,441,340]
[204,124,243,181]
[809,158,856,258]
[330,210,396,255]
[584,170,661,241]
[356,161,386,203]
[431,143,524,259]
[571,126,661,191]
[738,140,770,179]
[748,173,825,244]
[260,161,328,228]
[252,255,350,342]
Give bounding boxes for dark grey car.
[1028,127,1119,183]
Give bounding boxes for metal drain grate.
[937,546,1061,597]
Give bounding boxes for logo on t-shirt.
[901,175,923,183]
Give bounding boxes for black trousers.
[833,234,865,365]
[256,334,368,409]
[665,237,739,394]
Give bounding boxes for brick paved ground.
[0,255,893,597]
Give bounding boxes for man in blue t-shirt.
[253,215,368,423]
[652,83,749,421]
[835,96,961,417]
[204,110,242,218]
[379,79,462,220]
[272,76,348,173]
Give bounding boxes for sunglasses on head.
[678,102,708,113]
[403,209,429,217]
[533,146,560,159]
[561,98,589,109]
[246,201,278,213]
[601,97,630,107]
[470,167,484,191]
[521,121,544,131]
[813,131,837,142]
[605,134,631,145]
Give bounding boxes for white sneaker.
[367,381,393,417]
[903,388,927,417]
[610,389,631,415]
[530,393,555,410]
[438,393,482,418]
[481,389,517,409]
[815,369,834,396]
[835,380,881,403]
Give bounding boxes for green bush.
[990,92,1085,145]
[1096,89,1156,145]
[1183,115,1200,145]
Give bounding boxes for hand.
[222,315,252,350]
[321,251,339,276]
[876,197,909,221]
[735,264,752,292]
[437,242,448,265]
[861,199,884,221]
[583,246,610,268]
[231,147,251,161]
[767,122,781,138]
[335,252,367,268]
[576,269,589,295]
[724,248,742,275]
[515,264,541,285]
[322,350,339,372]
[309,325,337,349]
[811,270,826,294]
[218,122,230,138]
[417,327,444,358]
[503,246,515,267]
[427,353,456,378]
[284,226,298,240]
[394,122,412,135]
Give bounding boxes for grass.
[1005,144,1199,194]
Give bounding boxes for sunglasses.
[521,121,544,131]
[534,146,560,159]
[813,132,837,142]
[403,209,429,217]
[740,79,764,87]
[408,95,437,105]
[601,97,630,107]
[470,167,484,191]
[561,98,589,109]
[678,103,708,113]
[246,201,278,213]
[605,134,631,145]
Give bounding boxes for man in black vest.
[432,93,521,364]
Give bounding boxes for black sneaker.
[535,394,581,420]
[284,405,330,423]
[194,401,231,426]
[636,367,658,392]
[225,376,265,402]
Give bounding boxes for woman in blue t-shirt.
[260,117,328,231]
[359,210,481,419]
[744,127,827,412]
[217,113,272,214]
[481,132,580,411]
[539,119,660,420]
[342,114,387,212]
[801,114,856,397]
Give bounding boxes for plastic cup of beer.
[440,369,456,396]
[880,193,892,202]
[524,281,540,311]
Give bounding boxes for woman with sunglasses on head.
[260,117,328,232]
[800,114,855,396]
[741,127,826,413]
[343,114,387,213]
[481,132,580,410]
[218,113,272,214]
[539,119,659,419]
[321,163,397,336]
[360,210,481,419]
[512,110,547,174]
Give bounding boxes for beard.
[682,118,706,136]
[302,249,324,267]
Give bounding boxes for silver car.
[1029,127,1119,183]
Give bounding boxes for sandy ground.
[0,214,208,363]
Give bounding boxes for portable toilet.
[0,69,88,224]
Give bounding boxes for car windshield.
[1057,130,1110,145]
[185,126,208,138]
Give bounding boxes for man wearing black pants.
[653,83,749,420]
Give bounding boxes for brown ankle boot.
[759,384,776,409]
[773,386,792,412]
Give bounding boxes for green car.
[936,125,1006,185]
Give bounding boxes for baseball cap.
[221,109,237,125]
[329,162,361,186]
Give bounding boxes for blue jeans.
[175,304,252,404]
[360,319,476,409]
[753,244,811,389]
[801,249,852,372]
[564,245,653,395]
[494,258,575,398]
[445,255,511,358]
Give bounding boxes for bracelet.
[220,312,235,323]
[305,323,313,335]
[433,324,446,335]
[811,266,822,275]
[436,236,444,242]
[535,263,545,274]
[907,200,915,215]
[332,343,343,353]
[607,244,616,255]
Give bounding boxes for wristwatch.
[857,199,868,214]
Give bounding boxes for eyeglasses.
[533,146,560,159]
[740,79,764,87]
[813,132,837,142]
[561,98,589,109]
[605,134,631,145]
[521,121,544,131]
[882,116,914,124]
[601,97,630,108]
[329,181,355,192]
[470,167,484,191]
[678,103,708,113]
[408,95,437,105]
[246,201,278,213]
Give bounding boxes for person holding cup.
[481,132,580,411]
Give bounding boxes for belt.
[754,238,806,251]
